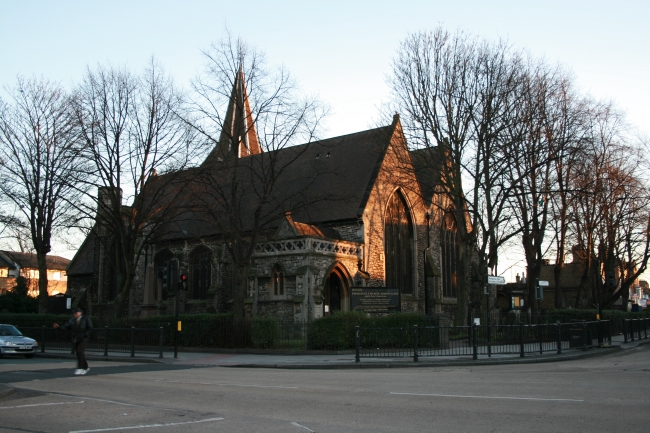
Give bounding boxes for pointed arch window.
[190,246,212,300]
[272,265,284,297]
[384,191,414,295]
[441,213,460,298]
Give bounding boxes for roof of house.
[0,251,70,271]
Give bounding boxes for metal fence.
[20,326,165,358]
[622,317,650,343]
[354,320,613,362]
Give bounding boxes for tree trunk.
[232,264,248,321]
[553,262,565,308]
[114,272,134,319]
[36,252,49,314]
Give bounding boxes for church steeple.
[202,65,261,166]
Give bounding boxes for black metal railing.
[354,320,613,362]
[19,326,165,358]
[622,317,650,343]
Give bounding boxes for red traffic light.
[180,273,188,282]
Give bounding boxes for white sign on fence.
[539,280,549,287]
[487,275,506,285]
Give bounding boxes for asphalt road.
[0,345,648,433]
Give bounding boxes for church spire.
[202,65,261,166]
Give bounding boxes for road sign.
[539,280,549,287]
[487,275,506,285]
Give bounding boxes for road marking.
[49,394,181,412]
[68,417,224,433]
[390,392,583,402]
[155,379,298,389]
[291,422,316,432]
[0,401,84,410]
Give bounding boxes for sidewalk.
[32,333,650,369]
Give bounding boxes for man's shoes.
[74,369,83,375]
[80,368,89,375]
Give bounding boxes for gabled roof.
[410,146,443,207]
[275,213,342,240]
[152,120,398,242]
[66,233,97,276]
[0,251,70,271]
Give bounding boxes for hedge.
[306,312,440,350]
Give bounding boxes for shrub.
[306,312,440,350]
[0,277,38,314]
[251,318,279,349]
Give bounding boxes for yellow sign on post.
[177,321,182,332]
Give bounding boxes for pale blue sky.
[1,1,648,279]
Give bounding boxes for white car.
[0,324,38,358]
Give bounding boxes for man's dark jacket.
[59,316,93,343]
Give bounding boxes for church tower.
[202,65,261,166]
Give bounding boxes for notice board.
[350,287,401,314]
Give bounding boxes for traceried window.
[441,213,460,298]
[384,191,414,295]
[190,246,212,300]
[272,265,284,296]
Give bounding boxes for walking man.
[54,308,93,375]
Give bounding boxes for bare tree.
[188,36,328,320]
[504,60,575,319]
[387,28,524,324]
[569,105,650,310]
[73,61,194,317]
[0,77,82,313]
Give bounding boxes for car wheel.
[24,354,34,359]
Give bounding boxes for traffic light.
[179,273,188,291]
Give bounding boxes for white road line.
[0,401,84,410]
[155,379,298,389]
[390,392,583,402]
[48,394,180,411]
[291,422,316,432]
[68,417,224,433]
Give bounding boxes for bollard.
[104,326,109,356]
[354,326,360,363]
[40,326,46,353]
[159,327,164,359]
[519,324,525,358]
[487,322,492,358]
[608,320,612,344]
[624,319,628,343]
[582,322,587,351]
[413,325,419,362]
[471,323,478,360]
[631,320,636,342]
[538,325,543,355]
[556,323,562,354]
[597,319,602,348]
[130,327,135,357]
[638,319,643,341]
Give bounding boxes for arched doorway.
[323,266,349,316]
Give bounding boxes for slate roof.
[150,122,397,242]
[66,234,97,276]
[410,147,444,206]
[0,251,70,271]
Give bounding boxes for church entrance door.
[324,269,348,316]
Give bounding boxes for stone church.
[66,69,463,322]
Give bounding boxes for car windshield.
[0,325,23,336]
